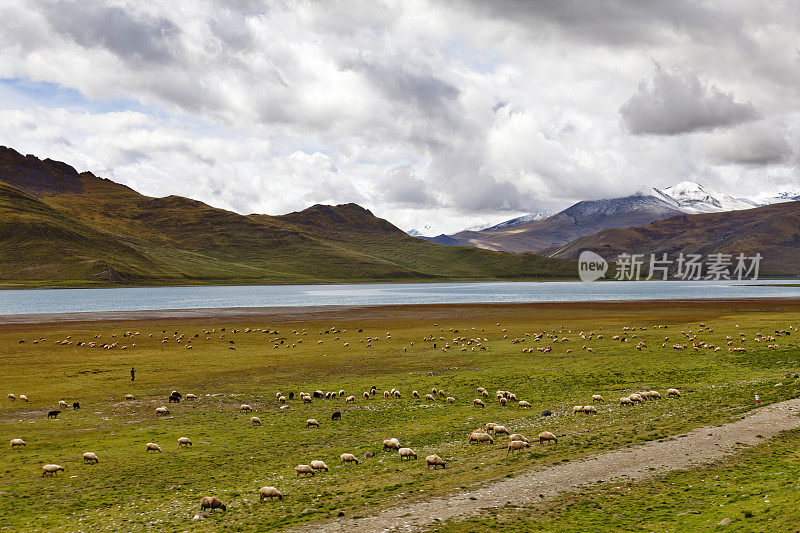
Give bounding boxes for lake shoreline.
[3,297,800,327]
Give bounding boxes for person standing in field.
[131,367,135,381]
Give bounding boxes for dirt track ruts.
[291,397,800,532]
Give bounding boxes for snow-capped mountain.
[657,181,758,213]
[407,225,434,237]
[472,212,551,232]
[750,187,800,205]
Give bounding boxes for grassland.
[1,301,799,531]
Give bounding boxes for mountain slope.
[0,146,573,285]
[548,201,800,276]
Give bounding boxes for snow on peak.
[657,181,757,213]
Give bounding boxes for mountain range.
[0,146,574,286]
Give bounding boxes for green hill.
[0,146,574,286]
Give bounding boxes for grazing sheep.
[259,486,283,501]
[542,410,553,417]
[582,405,597,414]
[340,453,359,465]
[240,404,253,412]
[42,464,64,476]
[47,410,61,419]
[629,394,644,403]
[573,405,585,414]
[473,399,485,408]
[306,419,319,428]
[19,395,28,402]
[338,390,345,396]
[363,451,374,459]
[345,395,355,403]
[58,400,68,409]
[591,395,605,403]
[485,422,497,432]
[82,452,99,464]
[499,397,507,406]
[446,396,455,404]
[184,394,198,400]
[648,391,662,399]
[125,394,135,400]
[250,416,262,426]
[425,394,435,402]
[310,460,329,472]
[170,391,182,399]
[492,425,510,436]
[620,397,633,406]
[539,431,557,445]
[508,434,529,443]
[155,407,170,416]
[469,432,494,444]
[518,400,531,409]
[145,442,162,453]
[168,394,180,403]
[667,388,681,397]
[7,393,14,401]
[412,390,420,398]
[383,438,401,451]
[295,464,315,477]
[363,392,369,399]
[277,395,287,404]
[507,440,531,454]
[302,395,312,404]
[10,438,26,448]
[200,496,226,513]
[398,448,417,460]
[331,411,341,421]
[425,454,446,469]
[178,437,192,447]
[72,402,80,410]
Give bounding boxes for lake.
[0,280,798,316]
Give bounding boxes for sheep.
[58,400,68,409]
[628,394,644,403]
[178,437,192,447]
[425,454,446,469]
[518,400,531,409]
[295,464,314,477]
[473,399,485,408]
[72,402,80,410]
[539,431,557,444]
[492,425,510,436]
[338,389,345,396]
[170,391,183,399]
[620,397,633,406]
[185,394,198,400]
[648,391,662,399]
[363,392,369,399]
[591,394,605,403]
[47,410,61,419]
[155,407,170,415]
[425,394,435,402]
[7,393,14,401]
[383,438,400,451]
[168,394,181,403]
[446,396,455,404]
[345,395,355,403]
[507,440,531,454]
[251,416,262,426]
[331,411,341,421]
[10,438,26,448]
[340,453,359,465]
[667,388,681,397]
[19,394,28,402]
[573,405,585,414]
[499,397,507,406]
[383,391,390,398]
[310,460,329,472]
[259,486,283,501]
[469,432,494,444]
[125,394,135,400]
[485,422,497,431]
[306,419,319,428]
[508,434,529,443]
[42,464,64,476]
[412,390,419,399]
[200,496,226,513]
[82,452,99,464]
[145,442,162,453]
[582,405,597,414]
[240,404,253,412]
[477,387,487,395]
[398,448,417,460]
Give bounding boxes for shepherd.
[131,367,135,381]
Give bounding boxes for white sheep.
[240,404,253,412]
[517,400,531,409]
[446,396,455,404]
[306,419,319,428]
[251,416,262,426]
[310,460,329,471]
[345,395,355,403]
[178,437,192,447]
[538,431,557,445]
[620,397,633,406]
[507,440,531,454]
[667,388,681,397]
[19,394,28,402]
[485,422,497,431]
[473,399,485,408]
[629,393,644,403]
[278,396,286,404]
[42,464,64,476]
[295,464,314,477]
[573,405,585,414]
[591,394,605,403]
[492,425,510,436]
[9,438,26,448]
[145,442,162,453]
[82,452,99,464]
[425,454,446,469]
[7,393,14,401]
[125,394,135,400]
[648,391,662,399]
[383,438,400,451]
[340,453,359,465]
[259,486,283,501]
[155,406,170,415]
[469,432,494,444]
[58,400,68,409]
[508,434,529,443]
[582,405,597,414]
[185,394,198,400]
[398,448,417,460]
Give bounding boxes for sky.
[0,0,798,235]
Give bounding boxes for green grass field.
[1,301,798,531]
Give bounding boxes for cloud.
[378,165,441,206]
[620,66,759,135]
[701,122,792,166]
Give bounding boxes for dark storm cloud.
[43,2,179,64]
[620,67,759,135]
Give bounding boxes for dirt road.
[294,397,800,532]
